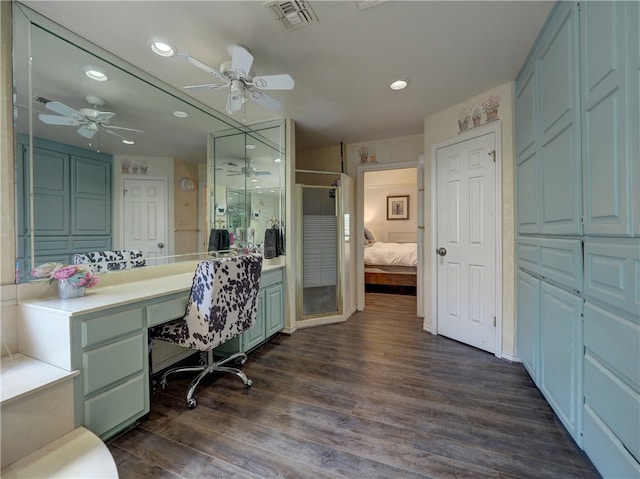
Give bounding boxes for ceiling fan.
[38,96,143,140]
[179,44,294,115]
[225,161,271,178]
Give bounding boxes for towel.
[208,229,229,251]
[264,227,285,259]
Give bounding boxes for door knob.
[436,247,447,256]
[157,242,165,249]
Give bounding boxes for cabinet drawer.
[584,354,640,461]
[146,296,189,327]
[83,333,145,395]
[517,237,540,274]
[84,373,147,439]
[82,309,143,348]
[584,240,640,315]
[539,238,583,291]
[584,303,640,389]
[260,267,283,289]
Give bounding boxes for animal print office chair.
[149,254,263,408]
[72,250,146,272]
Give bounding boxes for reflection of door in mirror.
[122,178,167,264]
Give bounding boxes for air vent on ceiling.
[34,96,52,104]
[264,0,318,31]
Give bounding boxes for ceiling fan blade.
[247,89,282,112]
[177,52,225,80]
[93,111,116,122]
[77,125,97,139]
[255,171,272,176]
[230,44,254,77]
[226,93,243,114]
[103,128,128,140]
[102,124,144,133]
[39,114,82,126]
[182,82,229,91]
[45,101,84,120]
[251,74,295,90]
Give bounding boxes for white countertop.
[19,264,284,317]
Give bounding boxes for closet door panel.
[516,271,540,380]
[32,147,70,236]
[71,155,112,235]
[538,4,581,235]
[539,282,583,444]
[581,1,632,236]
[515,68,540,234]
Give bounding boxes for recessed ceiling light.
[151,41,176,57]
[255,186,262,189]
[389,78,410,90]
[173,110,188,118]
[274,158,282,163]
[251,178,258,183]
[85,69,109,82]
[122,139,135,145]
[246,144,256,150]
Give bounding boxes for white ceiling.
[20,0,553,150]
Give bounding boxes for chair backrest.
[182,254,263,351]
[73,250,146,272]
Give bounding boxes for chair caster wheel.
[160,380,168,390]
[245,379,253,388]
[187,398,197,409]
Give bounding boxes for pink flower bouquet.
[31,262,100,288]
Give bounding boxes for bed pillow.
[364,227,375,246]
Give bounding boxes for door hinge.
[488,150,496,162]
[493,316,496,327]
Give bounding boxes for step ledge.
[1,353,78,405]
[1,427,118,478]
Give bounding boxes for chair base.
[158,350,252,409]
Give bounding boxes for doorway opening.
[356,159,424,316]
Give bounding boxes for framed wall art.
[387,195,409,220]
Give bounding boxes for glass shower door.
[298,185,342,318]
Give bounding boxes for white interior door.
[123,177,168,261]
[435,131,497,353]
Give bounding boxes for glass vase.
[57,279,85,299]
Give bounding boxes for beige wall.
[1,1,15,286]
[174,160,199,255]
[424,81,517,357]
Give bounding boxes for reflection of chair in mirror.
[149,254,263,409]
[72,249,146,273]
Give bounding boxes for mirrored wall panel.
[209,120,286,259]
[12,5,289,282]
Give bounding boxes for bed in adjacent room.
[364,230,417,293]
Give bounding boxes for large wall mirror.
[12,4,286,283]
[210,120,286,260]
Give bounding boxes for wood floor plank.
[108,292,600,479]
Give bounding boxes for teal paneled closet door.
[581,1,636,236]
[72,155,112,235]
[33,146,70,236]
[538,4,582,235]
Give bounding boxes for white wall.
[364,168,417,242]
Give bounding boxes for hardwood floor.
[108,292,600,479]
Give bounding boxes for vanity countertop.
[19,264,284,317]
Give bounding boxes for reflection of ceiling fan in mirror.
[225,161,271,178]
[179,44,294,115]
[38,95,144,140]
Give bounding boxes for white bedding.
[364,242,417,267]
